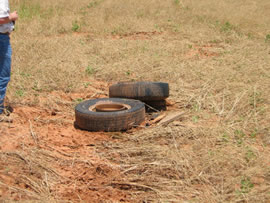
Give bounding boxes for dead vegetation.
[1,0,270,202]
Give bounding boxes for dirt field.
[1,0,270,202]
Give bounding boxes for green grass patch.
[72,21,80,32]
[18,1,41,19]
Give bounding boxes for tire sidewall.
[109,81,169,100]
[75,98,144,118]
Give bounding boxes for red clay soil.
[0,89,132,202]
[185,44,222,59]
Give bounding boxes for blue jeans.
[0,35,12,114]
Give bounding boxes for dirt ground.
[0,82,135,202]
[0,79,174,202]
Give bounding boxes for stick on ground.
[158,111,186,126]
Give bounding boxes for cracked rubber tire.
[109,81,169,101]
[75,98,145,132]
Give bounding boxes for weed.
[20,72,31,78]
[192,115,199,123]
[174,0,180,5]
[85,66,95,75]
[245,148,256,163]
[32,82,42,92]
[171,24,180,32]
[74,98,84,104]
[64,84,74,93]
[234,130,246,145]
[111,26,125,35]
[222,133,230,143]
[247,33,254,39]
[192,104,200,112]
[19,1,41,19]
[87,0,104,9]
[88,2,97,9]
[4,167,10,173]
[87,1,98,8]
[250,91,264,107]
[154,24,162,32]
[196,15,205,23]
[40,7,54,19]
[72,21,80,32]
[265,34,270,43]
[250,129,257,138]
[79,39,85,46]
[15,89,24,97]
[220,21,233,32]
[58,27,68,34]
[83,82,91,88]
[136,10,145,18]
[237,177,254,194]
[208,150,214,156]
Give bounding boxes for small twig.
[44,171,49,189]
[144,103,160,112]
[132,124,147,129]
[21,175,43,194]
[71,152,77,168]
[121,166,138,174]
[0,180,39,198]
[76,192,82,202]
[149,113,166,125]
[158,111,187,126]
[110,182,159,193]
[225,92,246,119]
[29,120,39,145]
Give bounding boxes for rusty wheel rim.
[91,103,131,112]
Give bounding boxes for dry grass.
[1,0,270,202]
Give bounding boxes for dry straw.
[1,0,270,202]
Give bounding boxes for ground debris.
[158,111,186,126]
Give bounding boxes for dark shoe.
[0,114,13,123]
[3,106,14,116]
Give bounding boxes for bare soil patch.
[185,44,223,59]
[0,85,132,202]
[111,31,163,40]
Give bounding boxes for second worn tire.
[109,81,169,101]
[75,98,145,132]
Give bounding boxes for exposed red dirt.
[0,78,178,202]
[111,31,163,40]
[0,83,132,202]
[185,44,223,59]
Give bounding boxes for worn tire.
[75,98,145,132]
[109,81,169,101]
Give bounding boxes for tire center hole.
[95,103,128,112]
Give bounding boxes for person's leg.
[0,35,12,114]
